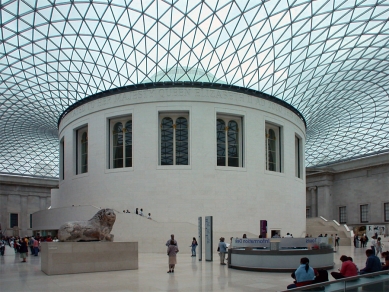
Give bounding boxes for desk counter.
[228,248,334,272]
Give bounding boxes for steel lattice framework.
[1,0,389,178]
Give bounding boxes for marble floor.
[0,245,374,292]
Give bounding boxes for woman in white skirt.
[167,240,179,273]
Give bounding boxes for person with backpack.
[190,237,198,257]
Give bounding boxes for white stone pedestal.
[41,242,138,275]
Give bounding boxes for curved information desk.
[228,248,334,272]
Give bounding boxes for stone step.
[306,217,352,246]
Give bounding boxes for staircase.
[306,217,352,246]
[112,212,258,253]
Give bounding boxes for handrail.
[279,269,389,292]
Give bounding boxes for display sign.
[198,217,202,261]
[233,238,271,248]
[205,216,213,261]
[366,225,386,240]
[232,237,331,249]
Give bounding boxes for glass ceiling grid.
[1,0,389,177]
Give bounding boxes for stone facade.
[55,87,307,237]
[0,175,58,237]
[306,153,389,234]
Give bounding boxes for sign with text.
[205,216,213,261]
[232,237,330,249]
[232,238,271,248]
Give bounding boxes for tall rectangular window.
[30,214,32,229]
[265,123,281,172]
[60,138,65,180]
[217,115,243,167]
[76,126,88,174]
[110,117,132,168]
[384,203,389,222]
[360,204,368,223]
[339,206,347,224]
[160,113,189,165]
[295,135,302,178]
[10,213,18,228]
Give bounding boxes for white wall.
[57,88,306,238]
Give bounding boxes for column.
[0,195,7,236]
[308,187,317,217]
[20,195,28,236]
[317,185,332,220]
[39,196,47,211]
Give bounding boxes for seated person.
[381,251,389,270]
[331,255,358,279]
[360,249,382,274]
[347,256,359,273]
[287,257,316,289]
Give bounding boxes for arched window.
[125,120,133,167]
[295,135,302,178]
[160,113,189,165]
[76,126,88,174]
[111,117,132,169]
[265,123,281,172]
[175,117,188,165]
[60,137,65,180]
[217,115,242,167]
[161,117,174,165]
[113,122,124,168]
[217,119,226,166]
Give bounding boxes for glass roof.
[1,0,388,178]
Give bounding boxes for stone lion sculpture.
[58,208,116,242]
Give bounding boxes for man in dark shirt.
[360,249,382,274]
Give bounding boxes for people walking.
[167,240,179,273]
[19,237,28,262]
[218,237,227,265]
[28,237,34,254]
[191,237,198,257]
[375,237,382,256]
[370,236,376,255]
[0,238,5,256]
[353,234,359,247]
[166,234,177,247]
[33,237,39,256]
[335,234,340,248]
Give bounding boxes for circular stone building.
[52,77,306,238]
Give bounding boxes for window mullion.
[265,130,269,170]
[123,126,126,166]
[173,123,176,165]
[225,126,228,166]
